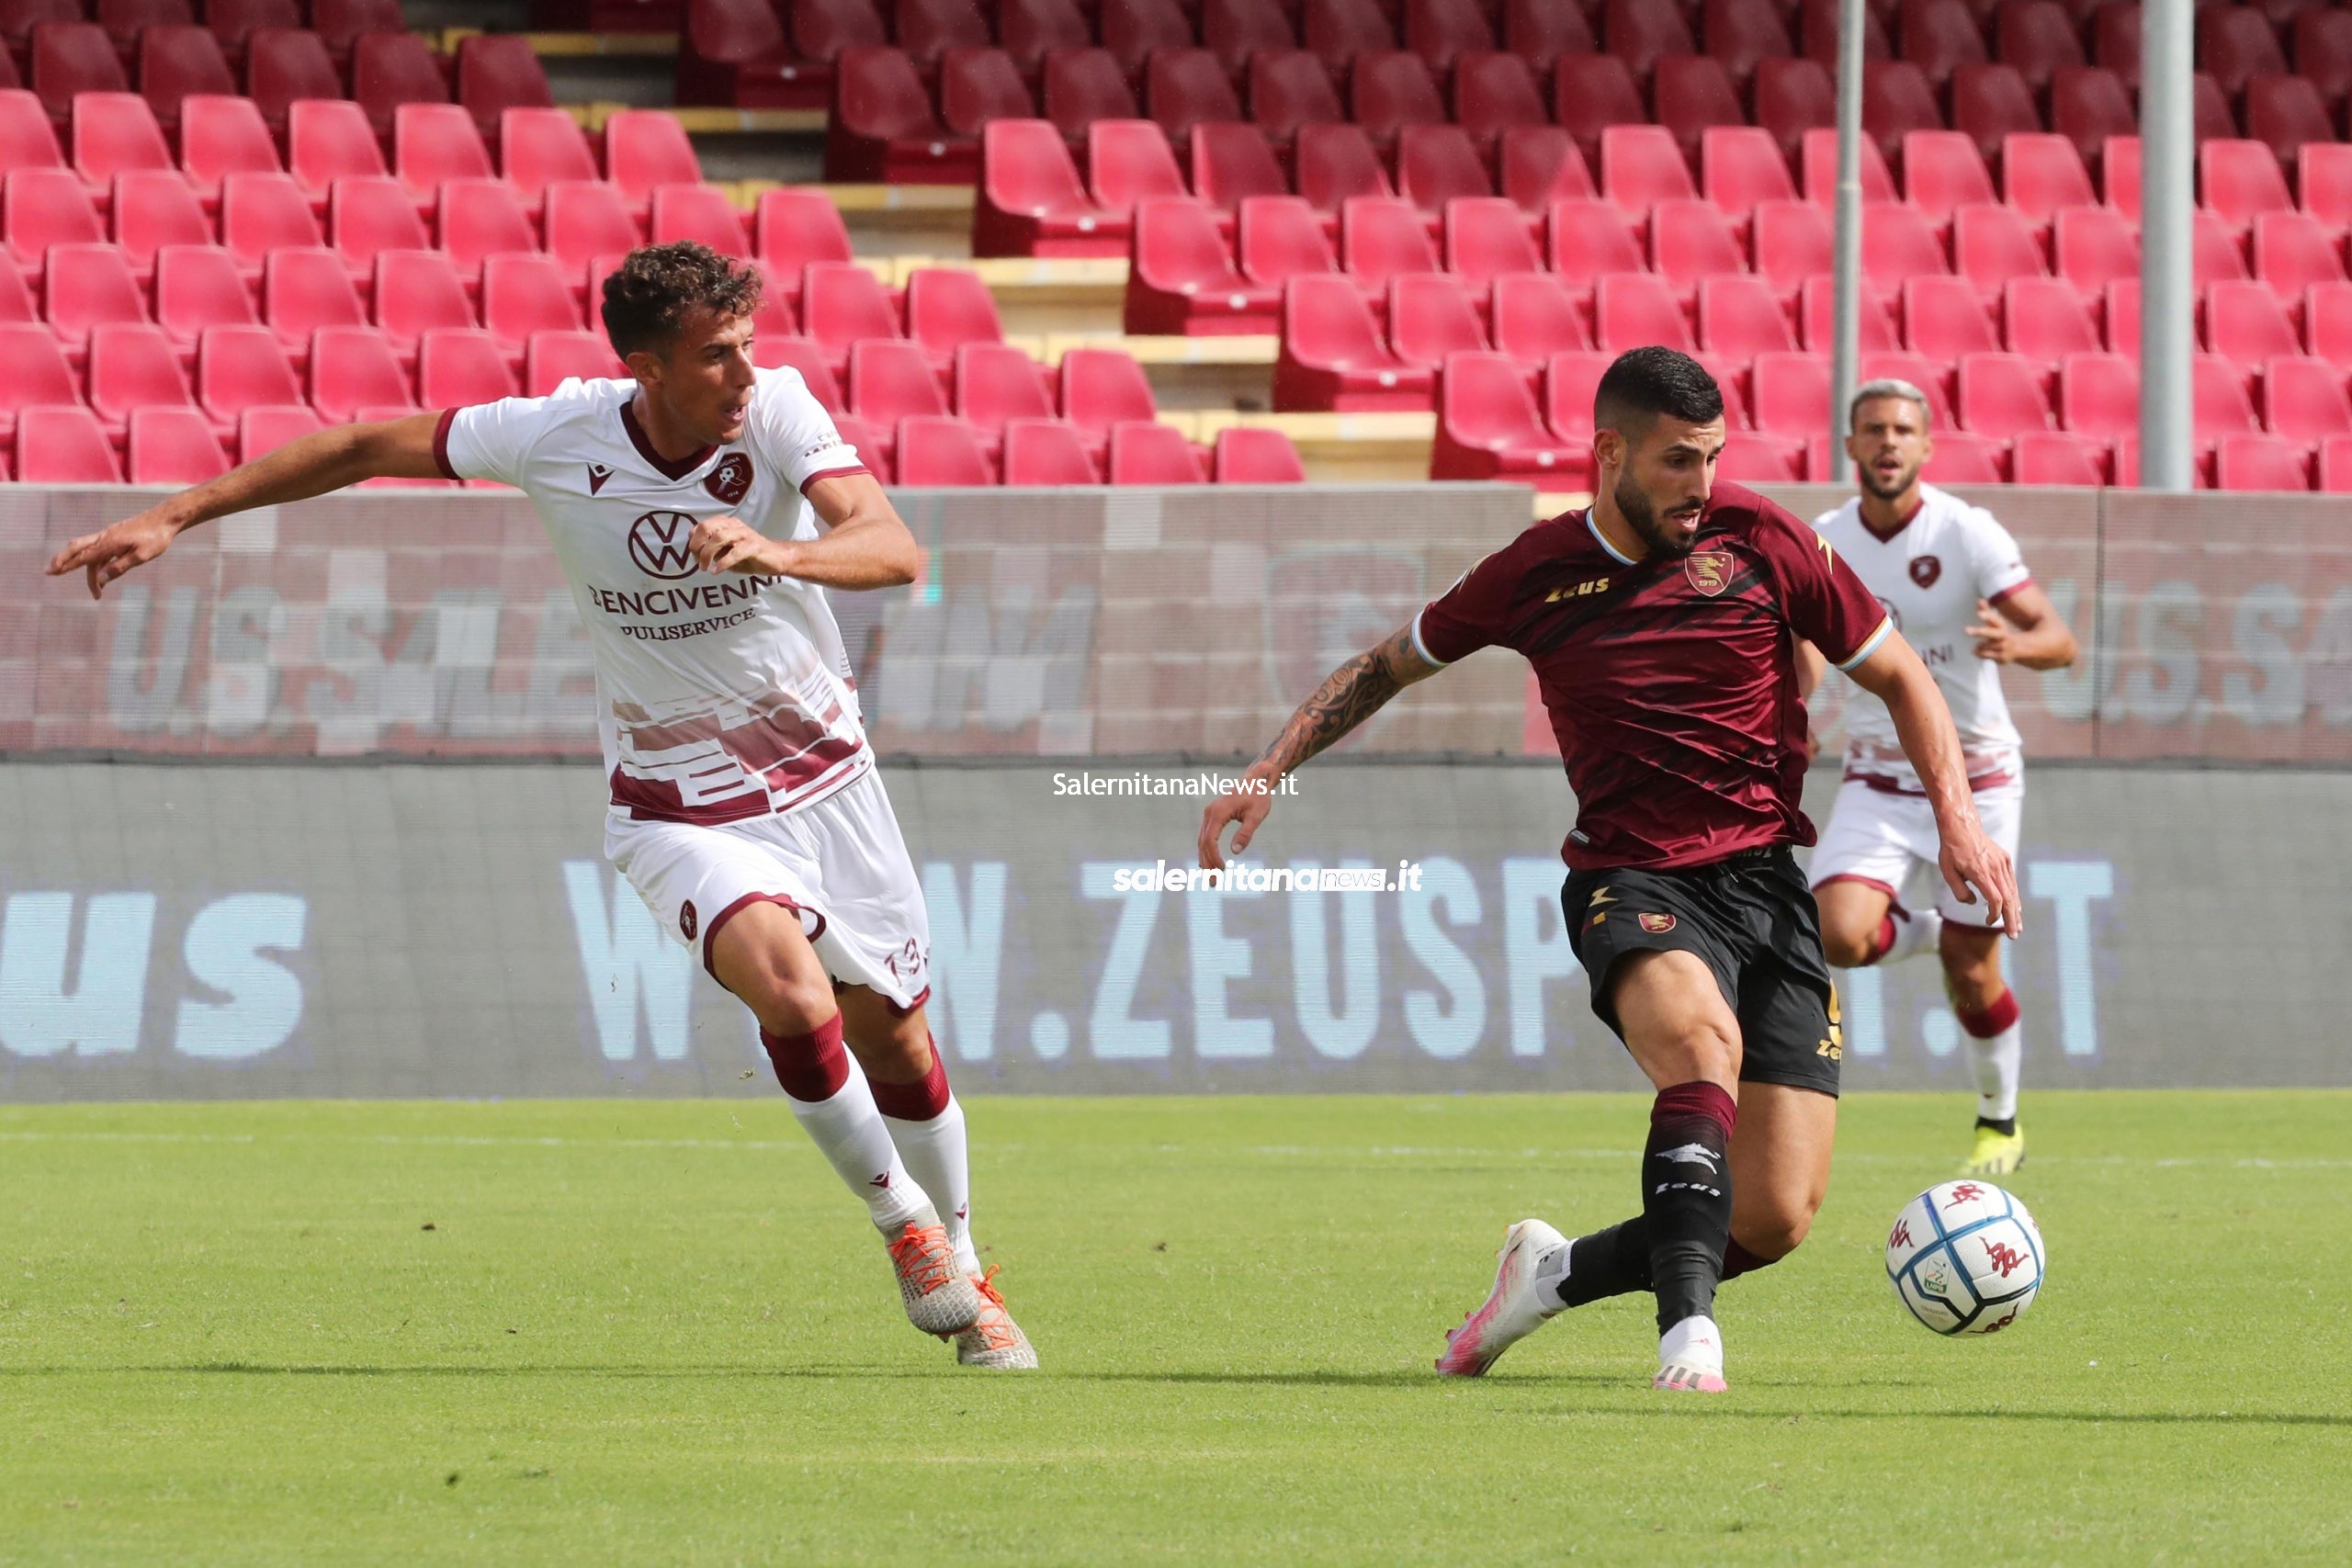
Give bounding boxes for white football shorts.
[1809,762,2024,928]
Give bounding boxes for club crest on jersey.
[1638,912,1677,933]
[587,462,614,494]
[679,899,697,941]
[1910,554,1942,589]
[1684,551,1733,597]
[627,510,701,580]
[705,453,753,505]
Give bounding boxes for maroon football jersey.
[1414,481,1892,871]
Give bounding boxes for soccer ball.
[1883,1180,2045,1336]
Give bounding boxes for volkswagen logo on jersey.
[1684,551,1734,597]
[1910,554,1942,588]
[627,511,701,580]
[705,453,753,505]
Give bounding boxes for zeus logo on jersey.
[627,512,702,580]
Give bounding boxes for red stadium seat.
[1491,270,1590,363]
[72,90,171,192]
[1060,344,1159,457]
[458,34,558,140]
[177,93,277,215]
[801,258,900,380]
[1955,202,2049,302]
[1652,55,1747,169]
[1505,0,1596,72]
[2094,1,2143,91]
[756,336,842,404]
[1595,271,1696,353]
[204,0,300,64]
[220,171,322,282]
[95,0,194,52]
[1862,61,1943,161]
[2296,8,2352,107]
[2199,6,2289,100]
[1499,126,1597,214]
[1994,0,2084,93]
[955,340,1055,437]
[828,47,970,184]
[904,264,1002,363]
[1432,349,1582,482]
[1238,194,1339,290]
[1443,196,1540,283]
[1043,49,1139,147]
[312,0,404,63]
[2196,351,2261,439]
[1106,420,1204,483]
[1406,0,1496,71]
[0,0,79,55]
[0,322,80,440]
[1089,119,1187,220]
[1295,123,1392,218]
[417,325,518,407]
[308,324,414,422]
[31,26,130,129]
[1903,130,1996,227]
[480,251,583,357]
[1754,57,1836,162]
[1703,0,1794,86]
[753,187,854,302]
[352,32,453,141]
[677,0,820,111]
[1702,127,1798,220]
[1600,124,1697,214]
[1125,196,1281,334]
[1897,0,1988,89]
[1340,194,1441,288]
[154,243,255,352]
[136,24,234,134]
[2054,202,2136,297]
[1865,202,1950,286]
[1551,198,1649,307]
[1716,431,1804,480]
[1273,274,1430,410]
[1601,0,1695,84]
[2202,138,2297,236]
[2262,355,2352,446]
[1801,125,1898,207]
[439,178,540,273]
[1544,348,1611,437]
[288,98,388,212]
[2208,278,2301,363]
[2324,434,2352,491]
[1303,0,1396,77]
[1204,0,1296,80]
[2195,71,2241,143]
[2060,348,2135,435]
[1388,271,1488,372]
[847,337,948,463]
[894,412,995,486]
[1923,431,2007,481]
[2215,431,2311,490]
[2255,210,2346,299]
[1145,51,1241,145]
[261,246,364,358]
[2308,279,2352,362]
[44,240,147,355]
[1191,124,1288,220]
[2103,276,2140,356]
[2301,142,2352,238]
[973,119,1124,257]
[939,48,1034,140]
[1000,417,1100,483]
[2245,73,2334,171]
[1399,125,1495,217]
[372,249,473,363]
[545,181,643,274]
[1862,347,1953,413]
[1212,425,1306,482]
[792,0,890,72]
[2004,276,2100,364]
[2050,66,2134,174]
[1350,51,1445,149]
[1650,198,1747,308]
[3,165,102,280]
[17,404,123,480]
[109,166,207,282]
[1951,63,2042,166]
[1957,350,2052,434]
[831,412,890,484]
[0,87,64,173]
[1102,0,1193,81]
[524,329,626,394]
[1905,274,2000,359]
[393,104,495,209]
[1801,276,1899,353]
[1247,51,1346,149]
[1699,273,1796,357]
[329,175,430,278]
[2194,208,2251,286]
[127,403,229,481]
[2010,430,2106,484]
[650,182,748,254]
[1453,52,1549,153]
[242,27,338,137]
[996,0,1089,78]
[1553,53,1646,166]
[502,108,601,211]
[87,320,194,433]
[2002,133,2095,227]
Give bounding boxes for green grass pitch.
[3,1091,2348,1565]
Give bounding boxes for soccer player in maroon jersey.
[1197,348,2021,1392]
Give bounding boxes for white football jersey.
[437,368,875,824]
[1812,482,2033,791]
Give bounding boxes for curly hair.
[599,241,764,360]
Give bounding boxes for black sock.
[1643,1081,1738,1335]
[1553,1217,1650,1307]
[1976,1115,2018,1136]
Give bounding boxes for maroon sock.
[1860,912,1897,965]
[1954,988,2020,1039]
[869,1035,952,1122]
[762,1014,849,1103]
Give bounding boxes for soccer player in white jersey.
[1798,380,2078,1177]
[45,242,1035,1369]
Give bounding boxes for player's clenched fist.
[46,507,180,600]
[1198,772,1277,871]
[690,513,788,576]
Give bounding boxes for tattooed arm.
[1197,622,1446,869]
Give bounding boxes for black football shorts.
[1561,845,1844,1097]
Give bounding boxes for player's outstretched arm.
[1965,583,2077,671]
[1846,634,2023,937]
[1197,622,1442,869]
[688,471,920,592]
[43,412,450,599]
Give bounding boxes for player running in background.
[1800,381,2078,1178]
[1201,349,2020,1393]
[44,242,1035,1371]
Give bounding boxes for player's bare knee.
[1742,1201,1816,1260]
[1819,926,1876,969]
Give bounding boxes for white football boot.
[1652,1314,1728,1393]
[1435,1219,1569,1377]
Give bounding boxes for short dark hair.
[600,241,763,360]
[1592,346,1725,437]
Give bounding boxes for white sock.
[1658,1314,1724,1373]
[787,1068,929,1231]
[1883,905,1943,964]
[1970,1024,2022,1122]
[883,1094,978,1274]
